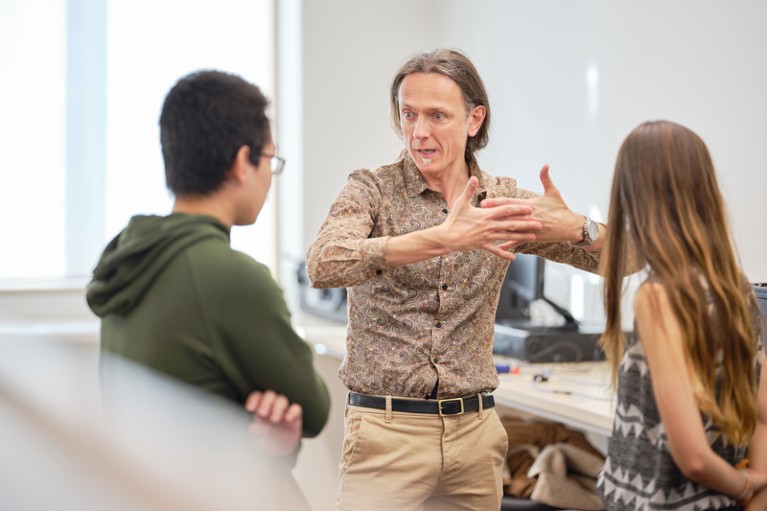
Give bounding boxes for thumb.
[539,164,559,196]
[452,176,478,209]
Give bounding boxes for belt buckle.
[438,397,464,416]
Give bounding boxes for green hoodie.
[87,213,330,437]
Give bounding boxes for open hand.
[442,176,541,260]
[480,165,582,245]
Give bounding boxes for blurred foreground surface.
[0,340,310,511]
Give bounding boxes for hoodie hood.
[86,214,229,317]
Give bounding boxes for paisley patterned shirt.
[306,155,601,399]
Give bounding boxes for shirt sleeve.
[511,186,602,274]
[518,241,601,274]
[206,256,331,438]
[306,169,389,288]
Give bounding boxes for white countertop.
[493,359,614,437]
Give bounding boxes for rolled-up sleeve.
[306,169,390,288]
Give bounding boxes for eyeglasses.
[260,153,286,175]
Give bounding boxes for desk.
[493,360,614,438]
[296,325,616,439]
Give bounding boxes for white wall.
[278,0,440,277]
[282,0,767,289]
[443,0,767,284]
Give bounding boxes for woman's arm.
[635,283,765,504]
[745,351,767,510]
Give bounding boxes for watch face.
[586,219,599,242]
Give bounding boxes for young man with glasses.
[87,70,329,458]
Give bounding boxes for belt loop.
[477,393,484,420]
[385,395,393,423]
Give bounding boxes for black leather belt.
[348,392,495,416]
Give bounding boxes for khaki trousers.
[337,396,509,511]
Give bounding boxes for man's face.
[398,72,485,176]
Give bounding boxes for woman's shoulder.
[633,279,667,314]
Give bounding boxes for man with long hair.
[307,48,612,510]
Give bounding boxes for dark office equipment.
[494,254,603,362]
[495,252,545,323]
[296,262,348,323]
[493,323,603,363]
[495,254,579,331]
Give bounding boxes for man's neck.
[172,195,234,228]
[421,162,471,207]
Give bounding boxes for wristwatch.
[571,216,599,248]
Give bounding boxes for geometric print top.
[597,282,764,510]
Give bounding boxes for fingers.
[497,240,526,252]
[539,164,560,196]
[477,202,539,233]
[480,165,560,209]
[480,197,533,209]
[451,176,479,210]
[496,219,542,234]
[245,390,264,412]
[482,243,517,261]
[284,403,303,423]
[482,235,536,260]
[492,230,538,242]
[482,203,534,220]
[245,390,297,424]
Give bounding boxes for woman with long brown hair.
[596,120,767,510]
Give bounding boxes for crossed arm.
[245,390,303,458]
[746,350,767,510]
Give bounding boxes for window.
[0,0,277,281]
[0,0,67,279]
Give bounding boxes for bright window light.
[0,0,277,282]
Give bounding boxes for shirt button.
[441,284,448,291]
[442,208,448,214]
[436,321,442,328]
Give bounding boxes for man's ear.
[229,145,252,185]
[467,105,486,137]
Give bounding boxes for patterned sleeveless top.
[597,284,764,511]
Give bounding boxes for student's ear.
[229,145,252,185]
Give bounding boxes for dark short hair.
[159,70,270,196]
[390,48,490,163]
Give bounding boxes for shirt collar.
[401,154,488,202]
